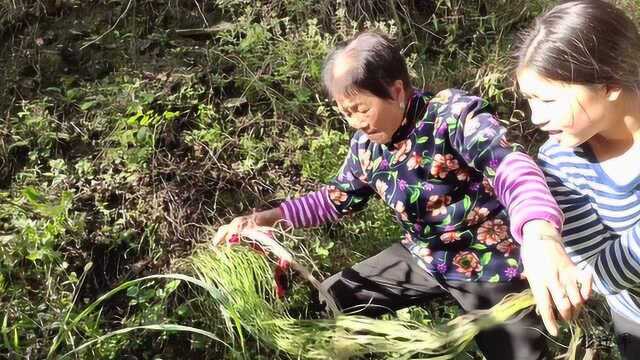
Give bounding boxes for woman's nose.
[529,107,547,127]
[346,115,367,129]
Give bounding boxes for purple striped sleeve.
[493,152,564,243]
[279,199,297,228]
[297,198,311,226]
[278,187,340,229]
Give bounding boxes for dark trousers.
[319,243,548,360]
[611,310,640,360]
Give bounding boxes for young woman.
[216,31,588,359]
[515,0,640,357]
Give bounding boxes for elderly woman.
[215,31,589,359]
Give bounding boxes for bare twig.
[174,22,233,37]
[80,0,134,50]
[192,0,209,28]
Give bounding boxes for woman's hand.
[213,208,284,245]
[520,220,592,336]
[213,214,257,245]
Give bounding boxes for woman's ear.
[605,84,623,102]
[391,79,406,104]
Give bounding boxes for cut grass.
[63,239,594,359]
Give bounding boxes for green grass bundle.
[60,239,593,359]
[191,245,537,359]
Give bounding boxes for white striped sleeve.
[539,157,640,295]
[592,226,640,294]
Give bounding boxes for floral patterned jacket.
[327,89,523,283]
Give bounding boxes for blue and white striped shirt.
[538,141,640,322]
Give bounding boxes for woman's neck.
[589,90,640,161]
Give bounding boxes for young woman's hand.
[520,220,592,336]
[213,208,283,245]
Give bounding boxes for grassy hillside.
[1,0,635,358]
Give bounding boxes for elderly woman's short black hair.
[322,31,412,100]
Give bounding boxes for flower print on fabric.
[482,177,495,197]
[453,251,482,277]
[328,186,348,205]
[328,137,375,215]
[406,152,422,171]
[436,262,448,273]
[440,231,461,244]
[466,207,490,226]
[391,139,412,164]
[359,149,373,174]
[469,182,481,192]
[450,99,468,117]
[423,182,434,192]
[375,180,388,198]
[477,219,508,245]
[416,245,434,263]
[496,239,517,257]
[499,137,512,148]
[395,201,409,221]
[455,167,471,182]
[489,158,500,168]
[401,232,414,247]
[442,90,517,181]
[328,89,526,283]
[463,116,482,137]
[426,195,452,217]
[504,267,519,280]
[398,179,408,192]
[434,117,447,137]
[476,126,498,143]
[431,153,460,178]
